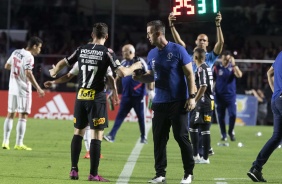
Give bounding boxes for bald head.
[122,44,135,60]
[195,34,209,51]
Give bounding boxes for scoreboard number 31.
[171,0,220,22]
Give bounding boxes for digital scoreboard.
[171,0,220,22]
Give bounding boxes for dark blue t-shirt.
[120,58,147,97]
[213,63,236,99]
[147,42,192,103]
[272,51,282,100]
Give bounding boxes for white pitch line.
[214,177,250,184]
[214,178,249,180]
[116,122,152,184]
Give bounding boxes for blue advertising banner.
[225,94,258,126]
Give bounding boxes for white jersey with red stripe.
[7,48,34,96]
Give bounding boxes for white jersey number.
[81,64,98,88]
[13,57,21,78]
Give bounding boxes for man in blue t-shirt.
[104,44,149,143]
[247,51,282,182]
[133,20,196,184]
[168,11,224,156]
[213,51,242,141]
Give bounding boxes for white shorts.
[8,94,32,114]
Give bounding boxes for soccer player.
[213,51,242,141]
[2,36,45,151]
[48,22,143,182]
[189,48,214,164]
[103,44,149,143]
[247,51,282,182]
[133,20,196,184]
[44,62,117,159]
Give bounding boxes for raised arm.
[168,12,186,47]
[213,12,224,55]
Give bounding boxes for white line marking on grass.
[214,178,249,180]
[214,177,250,183]
[116,122,152,184]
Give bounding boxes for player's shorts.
[8,94,32,114]
[73,100,108,130]
[190,110,212,128]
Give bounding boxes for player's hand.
[230,56,235,66]
[184,98,196,111]
[37,88,45,97]
[49,64,57,78]
[168,12,176,25]
[132,61,143,71]
[44,81,54,88]
[112,91,120,105]
[148,90,155,100]
[215,11,222,26]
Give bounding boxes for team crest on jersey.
[218,69,223,76]
[167,53,173,59]
[93,118,106,126]
[108,48,114,53]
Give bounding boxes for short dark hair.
[92,23,108,39]
[194,48,206,61]
[27,36,43,48]
[147,20,165,35]
[222,50,232,56]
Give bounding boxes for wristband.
[170,25,174,28]
[216,25,220,27]
[189,94,196,99]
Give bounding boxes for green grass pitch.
[0,117,282,184]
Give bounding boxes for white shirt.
[7,48,34,96]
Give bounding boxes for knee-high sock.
[84,126,91,151]
[3,118,13,145]
[71,135,83,171]
[189,128,199,156]
[201,130,211,160]
[90,139,101,176]
[16,119,27,146]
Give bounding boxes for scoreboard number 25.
[171,0,220,22]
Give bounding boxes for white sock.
[84,126,91,151]
[3,118,13,145]
[16,119,27,146]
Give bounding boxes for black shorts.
[73,100,108,130]
[190,110,212,128]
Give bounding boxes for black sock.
[90,139,101,176]
[202,132,211,160]
[71,135,83,171]
[189,129,198,156]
